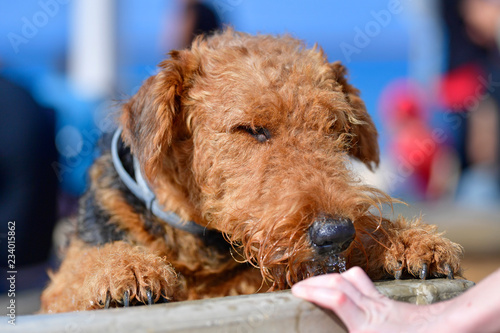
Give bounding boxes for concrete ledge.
[2,279,474,333]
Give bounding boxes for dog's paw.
[382,219,463,280]
[40,240,182,313]
[78,241,180,309]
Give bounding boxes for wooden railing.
[1,278,474,333]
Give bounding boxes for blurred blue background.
[1,0,500,310]
[0,0,421,195]
[3,0,500,231]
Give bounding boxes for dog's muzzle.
[308,215,355,255]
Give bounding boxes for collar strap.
[111,128,206,235]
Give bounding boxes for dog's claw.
[104,291,111,309]
[419,263,428,280]
[147,290,153,306]
[445,264,454,279]
[394,261,403,280]
[123,290,130,307]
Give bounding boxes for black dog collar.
[111,127,207,235]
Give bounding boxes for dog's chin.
[307,253,347,276]
[307,244,350,276]
[263,251,347,289]
[240,234,349,288]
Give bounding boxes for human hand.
[292,267,420,333]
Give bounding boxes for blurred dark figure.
[0,76,57,290]
[180,0,222,47]
[440,0,500,204]
[441,0,490,72]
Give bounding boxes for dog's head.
[121,29,388,288]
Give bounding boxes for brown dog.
[41,29,463,313]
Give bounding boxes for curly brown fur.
[41,29,463,313]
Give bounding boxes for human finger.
[341,266,381,298]
[292,284,365,328]
[293,273,365,305]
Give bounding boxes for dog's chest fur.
[77,144,265,298]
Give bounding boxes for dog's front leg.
[40,239,181,313]
[357,217,463,281]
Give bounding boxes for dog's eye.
[237,126,272,143]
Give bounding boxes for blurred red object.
[379,79,449,199]
[379,79,428,129]
[439,63,485,111]
[393,121,437,191]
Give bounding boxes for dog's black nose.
[309,215,355,254]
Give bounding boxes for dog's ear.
[330,61,380,170]
[120,50,198,180]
